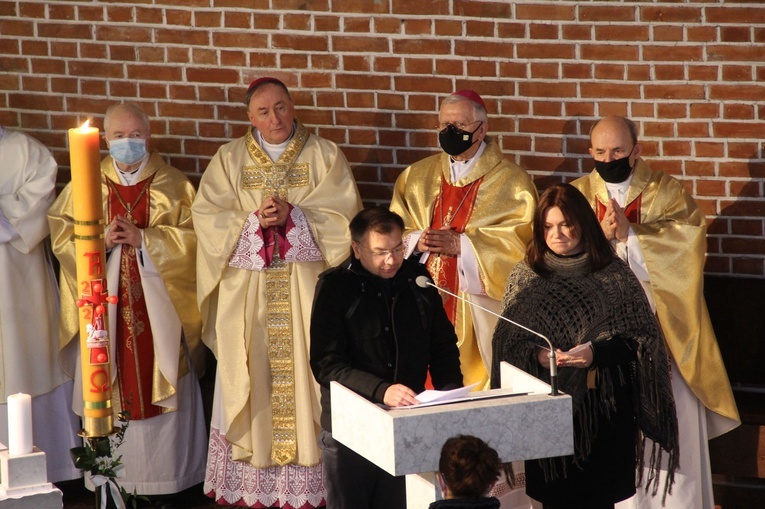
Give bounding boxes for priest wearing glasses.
[389,89,537,391]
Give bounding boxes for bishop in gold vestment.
[390,90,536,391]
[49,102,207,496]
[573,115,739,509]
[194,78,361,508]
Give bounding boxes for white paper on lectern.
[394,387,530,410]
[415,382,480,404]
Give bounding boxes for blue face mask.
[109,138,147,165]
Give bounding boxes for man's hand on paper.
[383,384,419,407]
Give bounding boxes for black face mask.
[594,149,635,183]
[438,122,482,156]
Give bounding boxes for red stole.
[595,194,642,224]
[426,177,482,323]
[107,174,161,420]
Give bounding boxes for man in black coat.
[310,206,463,509]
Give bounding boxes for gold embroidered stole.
[242,125,309,466]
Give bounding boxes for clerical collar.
[449,141,486,182]
[113,156,149,185]
[255,122,296,161]
[119,166,141,175]
[604,172,634,205]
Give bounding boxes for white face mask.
[109,138,147,165]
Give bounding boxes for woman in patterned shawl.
[491,183,678,509]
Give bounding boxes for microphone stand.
[417,276,559,396]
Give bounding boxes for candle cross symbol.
[77,280,118,366]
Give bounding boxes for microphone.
[415,275,559,396]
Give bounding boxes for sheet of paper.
[387,385,529,410]
[415,382,480,404]
[567,341,591,354]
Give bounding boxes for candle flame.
[80,119,91,130]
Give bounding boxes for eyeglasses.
[436,120,482,132]
[359,244,406,258]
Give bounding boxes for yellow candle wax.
[68,121,114,437]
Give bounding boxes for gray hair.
[440,95,488,123]
[103,102,151,135]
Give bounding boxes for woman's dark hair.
[349,205,404,244]
[439,435,501,498]
[527,183,614,275]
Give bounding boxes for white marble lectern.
[331,361,573,508]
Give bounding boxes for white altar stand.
[331,362,573,508]
[0,443,62,508]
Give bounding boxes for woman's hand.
[555,342,594,369]
[537,348,552,368]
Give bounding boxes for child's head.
[438,435,501,499]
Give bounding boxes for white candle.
[8,393,32,456]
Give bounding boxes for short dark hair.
[349,206,404,244]
[527,183,615,275]
[439,435,501,498]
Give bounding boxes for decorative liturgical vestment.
[390,137,537,389]
[49,151,207,494]
[194,122,360,508]
[573,160,740,509]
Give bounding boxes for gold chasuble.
[193,122,361,468]
[390,138,537,389]
[49,151,204,415]
[572,160,740,435]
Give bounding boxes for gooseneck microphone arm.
[415,275,559,396]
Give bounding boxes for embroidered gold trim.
[241,122,310,192]
[240,122,311,465]
[244,122,309,167]
[242,163,310,191]
[266,255,297,465]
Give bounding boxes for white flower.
[94,455,115,471]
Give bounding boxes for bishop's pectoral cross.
[442,205,455,228]
[124,203,137,224]
[107,175,153,226]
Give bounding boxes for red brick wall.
[1,1,764,276]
